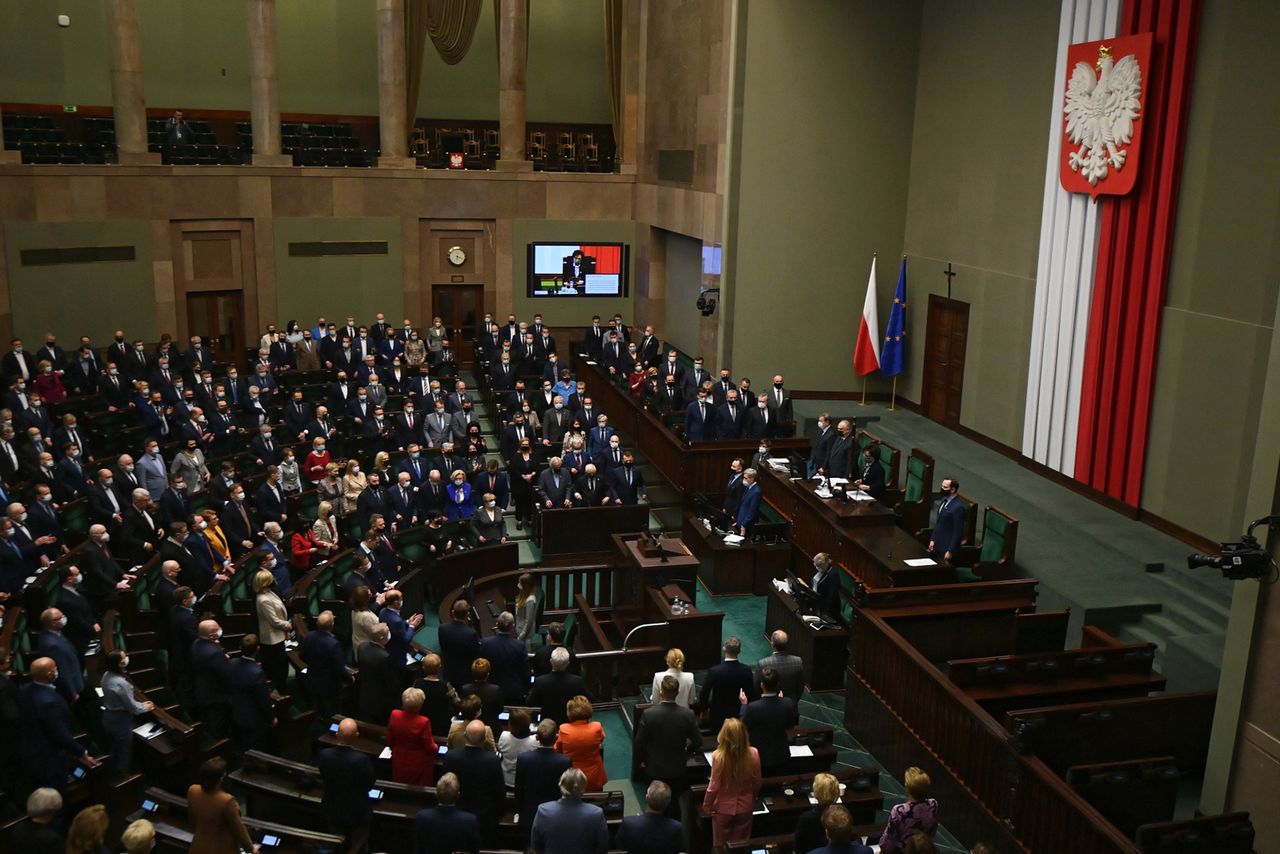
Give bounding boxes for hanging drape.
[604,0,624,150]
[406,0,483,132]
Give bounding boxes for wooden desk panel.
[684,511,790,596]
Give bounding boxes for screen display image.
[528,243,628,297]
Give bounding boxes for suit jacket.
[608,465,646,505]
[55,587,96,655]
[381,606,416,667]
[225,656,273,731]
[438,620,480,689]
[616,811,684,854]
[743,406,775,440]
[531,797,609,854]
[515,747,573,839]
[470,507,507,543]
[585,425,616,457]
[443,746,507,840]
[736,483,762,532]
[412,805,481,854]
[683,399,711,443]
[255,480,286,525]
[294,339,322,371]
[186,784,256,854]
[698,660,758,733]
[932,495,967,559]
[535,467,572,507]
[316,744,376,833]
[573,472,613,507]
[714,401,746,440]
[37,631,83,702]
[722,472,746,519]
[740,693,798,771]
[825,434,855,480]
[810,425,836,472]
[813,568,842,619]
[526,671,590,723]
[19,681,84,787]
[755,652,806,703]
[300,628,352,701]
[356,641,403,723]
[191,637,231,708]
[854,457,886,500]
[479,632,530,704]
[634,700,702,779]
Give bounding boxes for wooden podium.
[612,533,700,610]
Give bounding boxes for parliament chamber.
[1,1,1279,853]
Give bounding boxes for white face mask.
[213,629,223,640]
[759,446,767,454]
[120,656,129,668]
[99,532,111,543]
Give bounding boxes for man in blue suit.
[317,718,377,837]
[615,781,683,854]
[530,766,609,854]
[479,611,530,704]
[300,610,353,725]
[585,415,616,457]
[20,657,96,792]
[928,477,965,564]
[380,590,423,668]
[683,389,711,443]
[412,771,481,854]
[36,608,84,705]
[515,720,573,843]
[736,468,762,537]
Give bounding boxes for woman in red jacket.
[386,686,438,786]
[303,436,332,482]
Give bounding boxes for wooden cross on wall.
[944,263,957,300]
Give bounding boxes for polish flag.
[854,256,881,376]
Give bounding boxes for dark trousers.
[199,701,231,739]
[260,641,290,692]
[102,711,136,781]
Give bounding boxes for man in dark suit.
[608,452,647,505]
[714,389,747,440]
[478,611,530,704]
[573,464,614,508]
[168,587,199,707]
[562,249,596,283]
[191,619,231,738]
[823,419,856,480]
[743,393,777,440]
[852,443,886,501]
[809,412,836,476]
[443,720,507,845]
[741,667,799,776]
[929,477,966,564]
[356,624,402,724]
[19,657,96,792]
[721,458,746,521]
[380,590,423,667]
[635,675,702,819]
[615,780,684,854]
[698,636,758,734]
[317,718,377,837]
[683,389,711,444]
[54,566,96,660]
[531,622,577,676]
[526,647,589,723]
[255,467,287,527]
[37,608,84,704]
[438,599,480,689]
[536,457,573,510]
[736,468,762,537]
[412,771,481,854]
[226,634,275,752]
[515,719,573,843]
[755,630,806,703]
[300,610,353,724]
[584,315,606,357]
[801,552,842,620]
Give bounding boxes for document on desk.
[828,478,850,488]
[848,491,875,501]
[722,533,745,546]
[789,745,815,757]
[903,557,938,567]
[379,746,392,759]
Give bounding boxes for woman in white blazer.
[650,647,696,708]
[254,569,291,691]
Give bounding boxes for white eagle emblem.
[1064,46,1143,186]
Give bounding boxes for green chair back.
[61,498,90,539]
[981,509,1009,564]
[904,455,928,503]
[11,610,30,672]
[395,525,428,568]
[838,567,856,624]
[562,611,577,649]
[187,491,213,517]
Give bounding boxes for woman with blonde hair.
[253,567,291,690]
[311,499,340,559]
[702,717,761,850]
[372,451,392,479]
[65,803,110,854]
[120,818,157,854]
[342,457,368,506]
[878,766,939,853]
[200,508,233,564]
[794,772,841,854]
[386,687,438,785]
[303,436,332,482]
[650,647,696,708]
[317,461,345,513]
[555,695,606,791]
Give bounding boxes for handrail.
[621,621,668,651]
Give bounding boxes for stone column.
[106,0,158,164]
[376,0,413,167]
[496,0,531,171]
[0,113,20,165]
[246,0,291,166]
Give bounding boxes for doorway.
[431,285,483,368]
[187,291,246,372]
[921,294,969,427]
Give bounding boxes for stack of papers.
[133,723,165,740]
[789,745,815,757]
[903,558,938,567]
[848,491,875,502]
[722,533,745,546]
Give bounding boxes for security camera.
[696,287,720,317]
[1187,516,1279,581]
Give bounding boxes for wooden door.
[187,292,246,371]
[431,285,483,368]
[921,295,969,427]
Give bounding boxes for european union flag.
[881,258,907,378]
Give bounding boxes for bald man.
[36,607,82,704]
[190,619,231,738]
[443,718,506,845]
[317,718,376,837]
[754,629,806,703]
[19,657,96,791]
[300,610,351,723]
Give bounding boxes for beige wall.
[660,229,707,357]
[725,0,922,389]
[272,218,404,328]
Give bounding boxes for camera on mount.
[696,288,720,317]
[1187,515,1278,581]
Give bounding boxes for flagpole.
[859,376,867,406]
[889,378,897,411]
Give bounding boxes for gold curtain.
[406,0,483,131]
[603,0,623,153]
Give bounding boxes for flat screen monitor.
[528,242,628,297]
